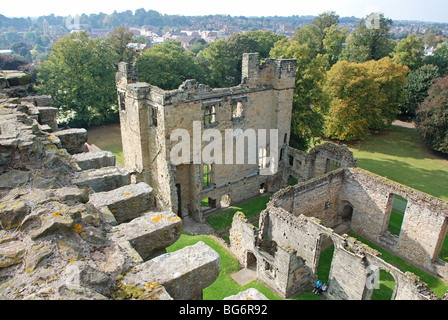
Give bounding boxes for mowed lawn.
[86,124,124,165]
[345,125,448,201]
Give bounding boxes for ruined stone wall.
[341,168,448,273]
[0,92,222,300]
[230,203,441,300]
[117,53,297,221]
[287,142,357,183]
[271,169,344,227]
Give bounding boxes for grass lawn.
[205,195,271,231]
[86,124,124,165]
[345,125,448,201]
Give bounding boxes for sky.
[2,0,448,23]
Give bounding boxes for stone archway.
[246,251,257,271]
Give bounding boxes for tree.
[341,13,395,63]
[188,38,208,54]
[11,42,31,60]
[391,34,425,70]
[322,25,348,66]
[415,75,448,154]
[136,40,203,90]
[106,27,139,66]
[270,39,330,150]
[424,43,448,76]
[293,11,342,60]
[245,30,286,58]
[324,58,408,141]
[399,64,440,119]
[36,31,118,127]
[196,33,258,88]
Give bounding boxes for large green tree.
[106,27,139,66]
[196,31,285,88]
[415,75,448,154]
[36,31,118,127]
[399,64,440,119]
[270,39,330,150]
[137,40,203,90]
[391,34,425,70]
[424,43,448,76]
[341,13,395,63]
[293,11,345,62]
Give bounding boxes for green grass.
[350,233,448,298]
[316,245,334,284]
[86,124,124,165]
[206,195,271,231]
[371,270,396,300]
[387,210,405,236]
[346,126,448,201]
[166,233,282,300]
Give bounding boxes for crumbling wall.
[117,53,297,222]
[0,93,222,300]
[341,168,448,274]
[230,203,441,300]
[286,142,357,183]
[271,169,344,227]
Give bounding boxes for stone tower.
[116,53,297,222]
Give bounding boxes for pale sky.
[2,0,448,23]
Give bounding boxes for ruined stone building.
[0,71,223,300]
[116,52,448,300]
[116,53,297,222]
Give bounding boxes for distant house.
[172,35,197,50]
[127,43,150,52]
[90,29,110,39]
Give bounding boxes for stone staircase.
[68,144,220,300]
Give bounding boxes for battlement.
[241,53,296,89]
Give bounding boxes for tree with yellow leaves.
[324,58,408,141]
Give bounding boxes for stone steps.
[110,211,182,261]
[120,241,220,300]
[71,166,131,193]
[71,150,116,171]
[88,182,153,224]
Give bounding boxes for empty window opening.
[260,183,267,194]
[325,158,341,173]
[258,146,270,169]
[118,90,126,111]
[231,100,244,119]
[387,195,408,237]
[265,261,276,278]
[204,104,217,126]
[435,218,448,263]
[203,164,212,188]
[288,155,294,166]
[341,201,354,223]
[201,197,216,210]
[150,104,158,127]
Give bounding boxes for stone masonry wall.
[117,53,297,222]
